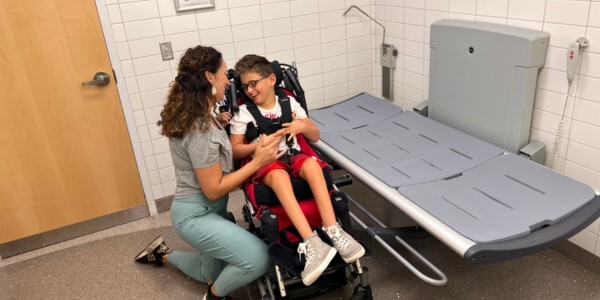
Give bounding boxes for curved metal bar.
[343,5,386,44]
[349,210,448,286]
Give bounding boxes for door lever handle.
[82,72,110,87]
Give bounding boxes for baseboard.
[156,195,174,213]
[554,240,600,276]
[0,205,149,259]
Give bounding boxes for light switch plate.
[159,42,174,61]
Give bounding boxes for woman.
[134,46,284,300]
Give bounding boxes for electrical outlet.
[159,42,174,61]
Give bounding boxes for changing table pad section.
[319,111,504,187]
[310,93,403,134]
[398,154,597,243]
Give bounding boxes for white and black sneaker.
[134,235,172,267]
[324,223,365,263]
[297,232,337,286]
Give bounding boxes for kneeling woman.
[135,46,284,300]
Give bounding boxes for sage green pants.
[168,194,271,296]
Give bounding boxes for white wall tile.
[144,106,163,127]
[133,55,171,75]
[162,14,198,35]
[318,0,345,12]
[124,19,163,40]
[234,40,266,57]
[292,14,320,32]
[290,0,318,16]
[449,0,476,14]
[545,0,590,26]
[107,5,122,24]
[112,24,127,42]
[590,2,600,28]
[320,25,346,43]
[348,64,372,81]
[293,30,321,48]
[260,2,291,21]
[322,40,347,58]
[230,6,262,25]
[264,34,294,53]
[141,89,168,109]
[580,52,600,77]
[476,0,509,18]
[322,56,348,73]
[117,42,132,60]
[570,121,600,149]
[323,82,349,99]
[200,27,234,45]
[120,1,159,22]
[121,59,135,77]
[196,9,231,30]
[156,0,177,17]
[137,71,173,93]
[301,74,324,90]
[348,50,371,67]
[294,45,322,62]
[567,142,600,173]
[231,22,264,42]
[404,8,425,26]
[263,19,293,37]
[427,0,449,11]
[542,23,586,48]
[296,60,323,76]
[125,77,139,94]
[507,0,546,22]
[228,0,259,8]
[577,76,600,102]
[573,99,600,126]
[565,162,600,191]
[167,32,201,52]
[347,36,371,53]
[319,10,346,28]
[128,37,164,58]
[402,0,422,9]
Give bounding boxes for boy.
[229,54,365,286]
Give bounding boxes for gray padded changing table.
[311,92,600,263]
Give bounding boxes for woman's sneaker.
[324,223,365,263]
[297,232,337,286]
[134,235,172,267]
[202,284,231,300]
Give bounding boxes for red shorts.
[252,153,328,183]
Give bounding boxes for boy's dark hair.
[235,54,273,77]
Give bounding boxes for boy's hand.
[282,113,306,141]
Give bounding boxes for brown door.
[0,0,145,244]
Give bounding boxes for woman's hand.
[252,131,285,167]
[216,111,232,126]
[281,113,307,141]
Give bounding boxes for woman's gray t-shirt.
[169,121,233,198]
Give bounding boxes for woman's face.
[211,60,230,103]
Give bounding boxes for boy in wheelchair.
[229,54,365,286]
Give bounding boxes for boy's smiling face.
[240,71,276,108]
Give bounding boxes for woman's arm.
[230,133,258,160]
[197,132,284,200]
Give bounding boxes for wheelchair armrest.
[333,174,353,187]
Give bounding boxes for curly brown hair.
[158,46,222,138]
[234,54,273,78]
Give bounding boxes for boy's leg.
[295,156,365,264]
[262,169,314,239]
[295,157,336,227]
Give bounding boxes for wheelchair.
[221,61,373,300]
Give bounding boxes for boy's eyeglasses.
[241,77,266,91]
